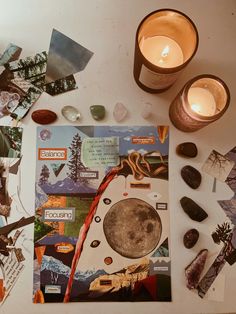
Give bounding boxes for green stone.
[90,105,105,121]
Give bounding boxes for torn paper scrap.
[0,43,22,66]
[0,216,5,228]
[43,74,77,96]
[197,243,232,298]
[0,126,23,158]
[0,69,27,119]
[202,150,235,182]
[81,137,120,167]
[9,156,22,175]
[45,29,93,83]
[218,199,236,225]
[224,146,236,193]
[0,69,42,121]
[0,216,35,236]
[35,184,49,209]
[14,248,25,263]
[11,85,42,120]
[0,255,24,305]
[206,273,225,302]
[6,51,47,88]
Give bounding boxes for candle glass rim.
[183,74,230,121]
[136,8,199,73]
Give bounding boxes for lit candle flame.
[158,45,170,65]
[191,103,202,114]
[161,45,170,58]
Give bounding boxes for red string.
[63,168,118,302]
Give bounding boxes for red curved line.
[63,168,118,302]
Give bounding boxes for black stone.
[183,229,199,248]
[180,197,208,222]
[176,142,198,158]
[181,165,202,189]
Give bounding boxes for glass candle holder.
[169,74,230,132]
[133,9,199,93]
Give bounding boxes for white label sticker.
[45,285,61,294]
[154,266,169,272]
[38,148,67,160]
[139,64,181,89]
[79,170,98,179]
[156,203,168,210]
[43,207,75,221]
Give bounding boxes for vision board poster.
[33,125,171,303]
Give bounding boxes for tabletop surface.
[0,0,236,313]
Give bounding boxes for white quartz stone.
[141,103,152,119]
[113,102,128,122]
[61,105,81,122]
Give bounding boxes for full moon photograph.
[103,198,162,259]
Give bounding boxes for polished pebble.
[183,228,199,248]
[180,196,208,222]
[90,105,105,121]
[141,103,152,119]
[181,165,201,189]
[61,105,81,122]
[31,109,57,124]
[113,102,128,122]
[176,142,198,158]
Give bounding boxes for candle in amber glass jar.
[133,9,199,93]
[169,75,230,132]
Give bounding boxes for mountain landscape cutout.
[151,238,169,257]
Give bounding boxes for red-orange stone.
[31,109,57,124]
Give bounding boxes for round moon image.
[103,198,162,259]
